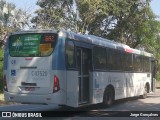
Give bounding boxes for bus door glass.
[76,48,91,104]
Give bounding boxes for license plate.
[25,87,35,91]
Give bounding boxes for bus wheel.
[140,85,147,99]
[103,87,114,107]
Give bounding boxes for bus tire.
[140,85,148,99]
[103,86,115,107]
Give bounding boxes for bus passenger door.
[76,48,91,104]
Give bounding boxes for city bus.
[3,30,155,107]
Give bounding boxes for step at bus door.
[76,48,91,104]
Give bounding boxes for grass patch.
[0,93,4,100]
[0,93,17,105]
[0,93,7,105]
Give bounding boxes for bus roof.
[63,31,154,58]
[10,29,58,35]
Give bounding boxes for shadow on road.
[56,96,140,111]
[49,93,160,117]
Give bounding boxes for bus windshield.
[9,33,57,57]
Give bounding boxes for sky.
[150,0,160,18]
[6,0,38,15]
[6,0,160,18]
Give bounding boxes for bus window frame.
[92,45,107,71]
[107,48,123,72]
[143,56,151,73]
[65,39,77,70]
[8,33,58,57]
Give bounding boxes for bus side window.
[66,40,75,69]
[108,48,121,70]
[108,48,114,70]
[121,52,126,71]
[114,50,122,70]
[125,53,133,71]
[133,54,142,72]
[93,46,106,70]
[143,56,150,72]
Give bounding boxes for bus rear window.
[9,33,57,57]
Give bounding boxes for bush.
[0,49,4,93]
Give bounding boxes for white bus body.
[3,30,154,107]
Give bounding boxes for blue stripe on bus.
[52,37,66,70]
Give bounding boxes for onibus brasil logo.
[1,112,42,118]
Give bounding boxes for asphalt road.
[0,89,160,120]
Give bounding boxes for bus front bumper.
[4,91,62,104]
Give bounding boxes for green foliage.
[26,1,160,80]
[76,0,109,34]
[0,49,3,93]
[32,0,159,47]
[31,0,73,29]
[102,0,158,48]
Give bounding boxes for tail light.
[3,75,8,91]
[53,75,60,93]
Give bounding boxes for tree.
[0,0,31,48]
[32,0,108,33]
[32,0,160,49]
[31,0,72,29]
[102,0,159,48]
